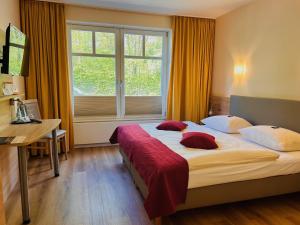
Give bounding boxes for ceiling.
[47,0,255,18]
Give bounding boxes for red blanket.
[110,124,189,219]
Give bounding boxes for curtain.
[167,16,215,122]
[20,0,74,149]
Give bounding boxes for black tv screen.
[0,24,29,76]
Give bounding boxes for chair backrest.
[23,99,42,120]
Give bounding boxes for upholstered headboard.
[230,95,300,133]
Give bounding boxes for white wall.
[74,119,162,145]
[213,0,300,101]
[0,0,20,30]
[65,5,172,29]
[0,0,21,218]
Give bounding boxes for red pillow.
[156,120,188,131]
[180,132,218,149]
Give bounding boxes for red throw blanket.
[110,124,189,219]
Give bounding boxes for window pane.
[145,36,163,57]
[74,96,116,116]
[72,56,115,96]
[95,32,115,55]
[124,34,143,56]
[71,30,93,54]
[125,96,162,115]
[125,58,161,96]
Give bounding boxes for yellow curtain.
[20,0,74,149]
[167,16,215,122]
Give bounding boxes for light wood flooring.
[5,146,300,225]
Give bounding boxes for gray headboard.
[230,95,300,133]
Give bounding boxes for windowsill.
[73,114,165,123]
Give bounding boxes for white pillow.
[201,115,252,134]
[239,126,300,151]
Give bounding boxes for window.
[69,25,169,119]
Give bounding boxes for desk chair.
[24,99,68,168]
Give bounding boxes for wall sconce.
[234,64,246,76]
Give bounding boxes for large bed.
[115,95,300,224]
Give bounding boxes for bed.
[113,95,300,224]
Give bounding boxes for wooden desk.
[0,119,61,224]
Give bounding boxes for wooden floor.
[5,146,300,225]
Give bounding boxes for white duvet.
[140,122,279,171]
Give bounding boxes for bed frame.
[119,95,300,224]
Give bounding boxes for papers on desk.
[0,136,15,145]
[11,136,26,145]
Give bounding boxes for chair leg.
[47,140,53,169]
[62,135,68,160]
[26,148,30,161]
[40,143,44,158]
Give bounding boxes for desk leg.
[17,147,30,224]
[52,128,60,177]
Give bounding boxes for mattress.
[140,122,300,189]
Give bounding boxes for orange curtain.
[20,0,74,149]
[167,16,215,122]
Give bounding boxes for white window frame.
[67,23,170,120]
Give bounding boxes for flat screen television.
[0,24,29,76]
